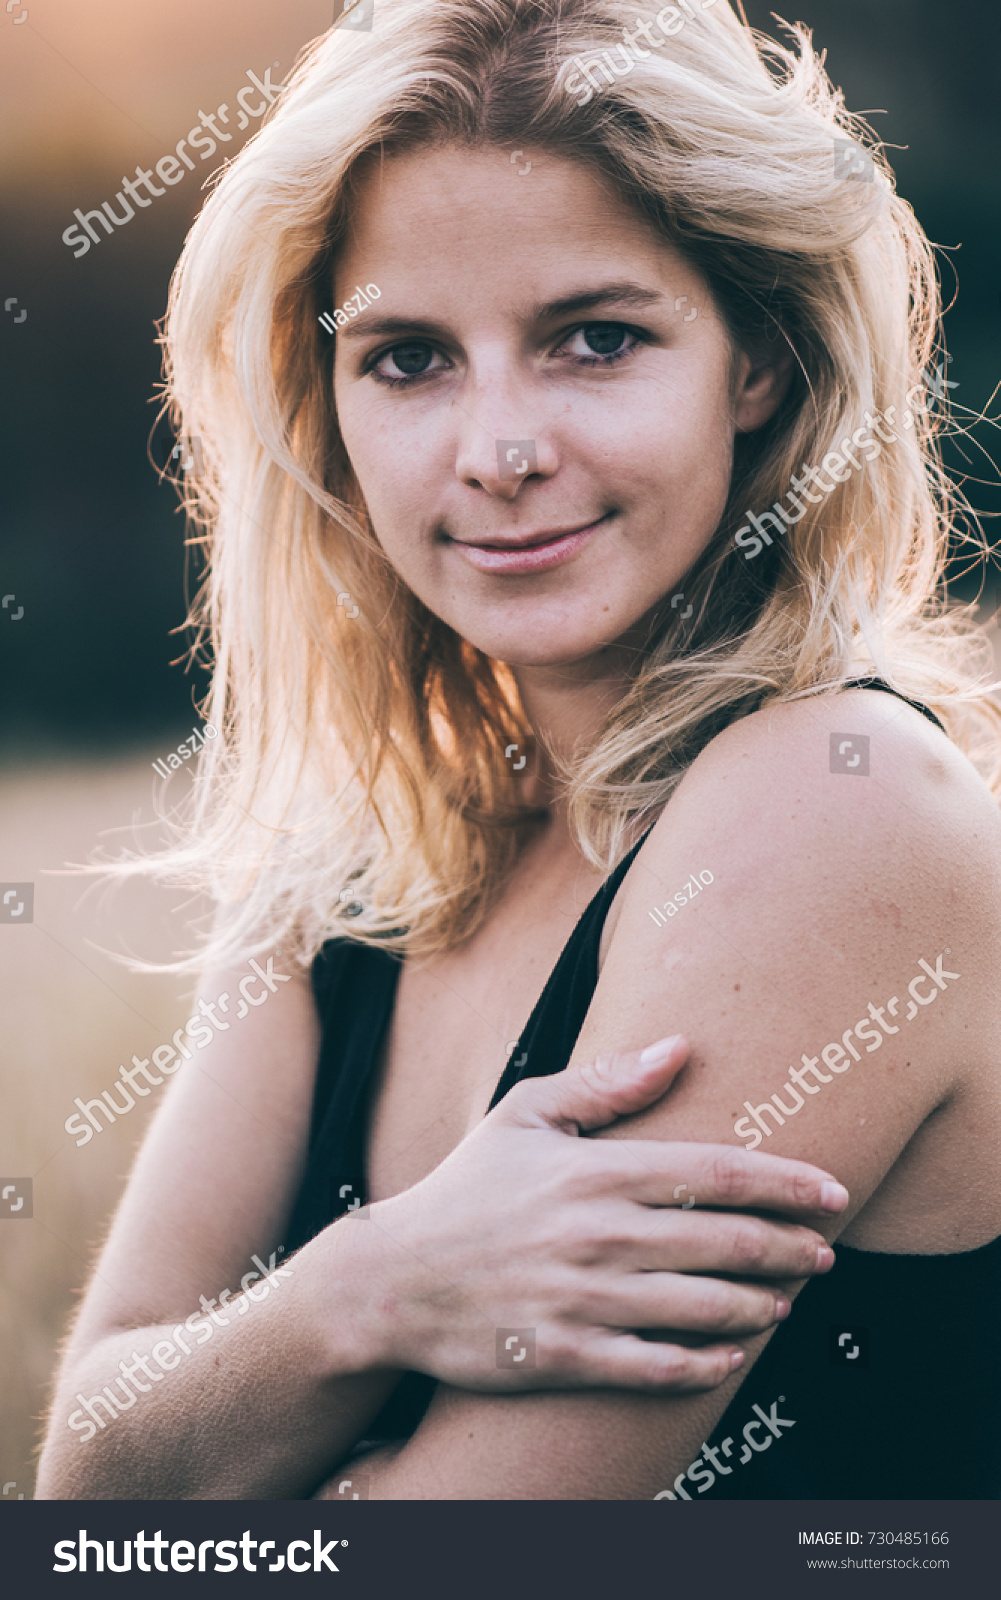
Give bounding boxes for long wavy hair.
[110,0,999,971]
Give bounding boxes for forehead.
[336,142,683,290]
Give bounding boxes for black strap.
[844,676,945,732]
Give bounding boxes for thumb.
[502,1035,689,1135]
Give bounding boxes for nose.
[453,380,559,500]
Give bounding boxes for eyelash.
[364,322,645,388]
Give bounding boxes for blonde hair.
[116,0,999,971]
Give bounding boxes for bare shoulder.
[679,685,997,864]
[611,687,1001,977]
[579,688,1001,1248]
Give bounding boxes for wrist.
[309,1203,414,1376]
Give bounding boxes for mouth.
[450,514,610,574]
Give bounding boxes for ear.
[732,341,797,434]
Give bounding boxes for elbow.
[35,1412,96,1500]
[35,1343,137,1499]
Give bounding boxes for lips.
[451,516,608,575]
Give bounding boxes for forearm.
[36,1221,403,1501]
[312,1353,768,1503]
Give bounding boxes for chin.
[463,615,637,667]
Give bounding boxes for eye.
[369,341,450,385]
[557,322,642,365]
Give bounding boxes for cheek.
[333,377,431,531]
[589,351,734,489]
[612,395,735,546]
[334,370,380,486]
[335,428,437,586]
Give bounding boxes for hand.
[355,1036,846,1393]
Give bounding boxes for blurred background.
[1,0,999,1498]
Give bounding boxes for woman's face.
[333,143,787,669]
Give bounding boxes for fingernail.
[774,1297,791,1320]
[639,1035,682,1066]
[729,1349,745,1371]
[816,1244,835,1270]
[820,1180,849,1210]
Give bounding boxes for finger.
[636,1203,831,1280]
[606,1141,849,1217]
[535,1332,746,1394]
[626,1209,834,1280]
[501,1035,691,1135]
[584,1270,792,1335]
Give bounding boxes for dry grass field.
[0,748,210,1499]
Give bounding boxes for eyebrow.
[334,282,666,339]
[531,283,665,320]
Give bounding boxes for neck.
[510,643,635,834]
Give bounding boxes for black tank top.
[284,681,1001,1498]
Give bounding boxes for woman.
[37,0,1001,1500]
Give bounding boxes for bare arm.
[35,962,408,1500]
[43,704,931,1501]
[36,943,844,1499]
[317,694,1001,1499]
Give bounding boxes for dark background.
[1,0,999,758]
